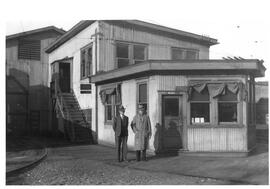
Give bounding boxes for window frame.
[103,84,122,124]
[189,89,211,125]
[105,94,114,123]
[171,47,199,60]
[136,79,149,114]
[188,80,243,127]
[80,43,93,80]
[217,90,239,124]
[115,41,148,69]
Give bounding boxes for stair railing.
[54,77,76,141]
[70,89,91,127]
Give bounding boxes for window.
[171,47,199,60]
[116,42,147,68]
[103,85,122,123]
[18,39,41,60]
[137,82,148,112]
[133,45,146,64]
[116,43,129,68]
[164,98,179,116]
[81,45,93,79]
[190,89,210,124]
[81,50,86,78]
[105,94,113,122]
[80,84,92,94]
[218,90,238,123]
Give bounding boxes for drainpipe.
[94,25,98,144]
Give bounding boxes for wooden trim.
[90,60,264,84]
[80,42,93,51]
[187,124,245,128]
[136,79,149,114]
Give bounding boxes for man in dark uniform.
[113,105,129,162]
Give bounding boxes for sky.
[3,0,270,81]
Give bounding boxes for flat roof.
[90,59,265,85]
[6,26,66,40]
[45,20,218,53]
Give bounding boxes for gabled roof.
[45,20,218,53]
[6,26,66,40]
[45,20,95,53]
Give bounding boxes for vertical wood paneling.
[157,75,187,91]
[188,127,247,152]
[99,21,210,72]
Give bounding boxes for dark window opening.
[81,45,92,79]
[164,98,179,116]
[116,42,147,68]
[218,90,238,123]
[191,103,210,124]
[218,103,237,122]
[133,45,146,64]
[190,88,210,124]
[137,82,148,112]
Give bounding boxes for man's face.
[119,110,125,116]
[138,109,144,115]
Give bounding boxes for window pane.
[218,103,237,122]
[117,58,129,68]
[172,48,185,60]
[134,45,145,60]
[87,47,92,75]
[190,89,209,101]
[139,83,147,103]
[219,90,237,101]
[106,94,112,104]
[186,50,198,60]
[106,105,112,121]
[191,103,210,123]
[116,43,129,58]
[164,98,179,116]
[81,50,86,77]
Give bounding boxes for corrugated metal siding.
[188,127,247,152]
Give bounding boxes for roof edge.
[6,26,66,40]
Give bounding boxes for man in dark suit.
[113,105,129,162]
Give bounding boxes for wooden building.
[6,26,65,135]
[46,20,265,155]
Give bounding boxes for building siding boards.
[187,127,246,152]
[48,21,99,135]
[98,21,210,73]
[6,31,63,134]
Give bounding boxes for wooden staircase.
[56,92,94,143]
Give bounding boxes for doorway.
[59,63,70,93]
[162,95,183,150]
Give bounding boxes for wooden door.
[162,95,183,150]
[59,63,70,93]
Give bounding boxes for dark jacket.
[113,115,129,137]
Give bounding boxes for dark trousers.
[136,149,146,161]
[115,135,128,162]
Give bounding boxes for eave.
[90,59,265,85]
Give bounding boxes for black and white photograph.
[1,0,269,186]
